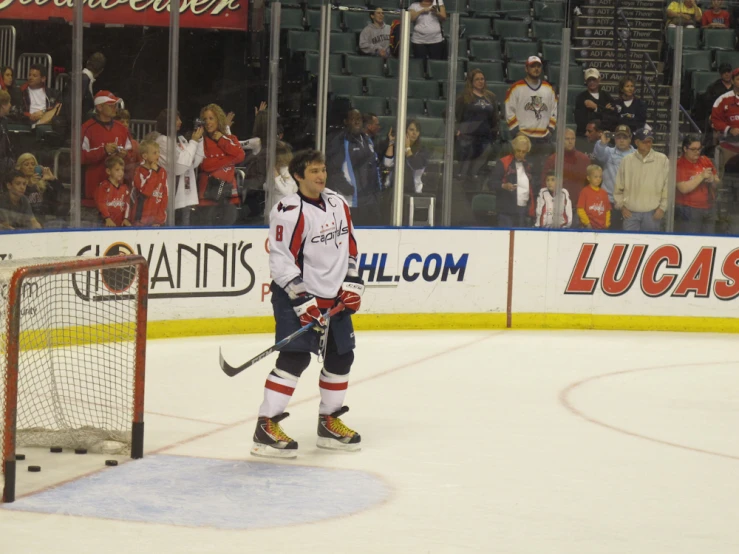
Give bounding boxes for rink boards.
[1,227,738,334]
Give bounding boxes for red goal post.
[1,255,148,503]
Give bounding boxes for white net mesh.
[0,257,143,472]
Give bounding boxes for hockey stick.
[219,303,345,377]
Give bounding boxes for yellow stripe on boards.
[512,313,739,334]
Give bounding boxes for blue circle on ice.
[3,455,390,529]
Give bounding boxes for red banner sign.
[0,0,248,31]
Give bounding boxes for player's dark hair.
[105,155,125,170]
[85,52,106,76]
[545,170,556,178]
[362,113,378,127]
[155,109,181,134]
[682,134,701,150]
[588,119,602,132]
[289,149,325,182]
[5,169,25,186]
[29,64,45,76]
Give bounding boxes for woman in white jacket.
[155,109,204,226]
[264,141,297,217]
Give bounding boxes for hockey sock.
[258,368,299,418]
[318,368,349,416]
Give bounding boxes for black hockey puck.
[105,460,118,467]
[15,454,25,460]
[50,447,63,453]
[74,448,88,455]
[28,466,41,472]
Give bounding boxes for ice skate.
[251,412,298,459]
[317,406,361,452]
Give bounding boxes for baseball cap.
[584,68,600,81]
[614,124,631,138]
[94,90,123,107]
[634,127,654,141]
[525,56,542,66]
[719,63,732,74]
[732,68,739,78]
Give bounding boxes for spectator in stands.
[96,156,132,227]
[360,7,391,58]
[81,90,131,225]
[541,128,589,224]
[491,134,535,228]
[383,119,429,193]
[506,56,557,178]
[695,63,732,153]
[577,119,603,162]
[115,109,142,185]
[155,109,204,226]
[362,113,381,145]
[0,66,22,111]
[455,68,499,190]
[666,0,702,27]
[614,127,668,232]
[702,0,730,28]
[0,170,42,230]
[133,139,168,227]
[575,68,618,135]
[535,170,572,229]
[593,124,635,230]
[409,0,447,60]
[577,165,611,230]
[264,141,297,214]
[0,90,14,182]
[614,76,647,135]
[82,53,106,119]
[15,152,63,224]
[21,64,61,125]
[196,103,244,226]
[675,135,718,234]
[326,108,383,225]
[710,67,739,174]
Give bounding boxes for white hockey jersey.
[268,188,358,300]
[505,80,558,138]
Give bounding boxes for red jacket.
[541,149,590,205]
[711,90,739,154]
[133,165,168,226]
[198,133,245,206]
[491,154,536,217]
[96,179,132,226]
[81,117,132,207]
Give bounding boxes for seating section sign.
[0,0,248,31]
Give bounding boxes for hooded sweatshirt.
[359,23,390,56]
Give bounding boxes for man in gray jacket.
[614,127,669,233]
[360,7,391,58]
[593,124,635,230]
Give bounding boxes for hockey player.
[253,149,365,459]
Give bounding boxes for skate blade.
[316,437,361,452]
[251,443,298,459]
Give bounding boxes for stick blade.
[219,348,242,377]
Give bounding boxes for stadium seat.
[376,115,396,136]
[345,54,386,76]
[691,70,717,96]
[460,17,492,39]
[469,39,502,61]
[389,97,427,116]
[444,0,468,15]
[330,32,359,54]
[566,85,586,108]
[504,41,540,62]
[425,98,450,118]
[703,29,736,51]
[682,49,713,72]
[306,8,342,32]
[531,20,562,43]
[427,59,466,81]
[499,0,531,19]
[666,27,701,50]
[469,60,505,82]
[305,0,324,7]
[468,0,500,17]
[541,43,579,65]
[408,79,441,99]
[342,10,371,33]
[387,57,426,79]
[472,194,497,226]
[423,137,447,161]
[547,64,584,87]
[350,95,388,115]
[716,50,739,69]
[488,82,510,104]
[280,7,306,30]
[366,77,398,97]
[340,0,368,7]
[304,52,344,75]
[329,75,364,96]
[493,19,530,41]
[534,0,565,21]
[372,0,404,8]
[506,61,527,82]
[441,80,466,99]
[455,38,470,59]
[287,30,320,53]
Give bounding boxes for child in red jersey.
[133,139,168,227]
[577,164,611,230]
[96,156,132,227]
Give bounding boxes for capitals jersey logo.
[587,200,606,216]
[277,202,297,212]
[524,95,548,120]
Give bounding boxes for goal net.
[1,255,148,503]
